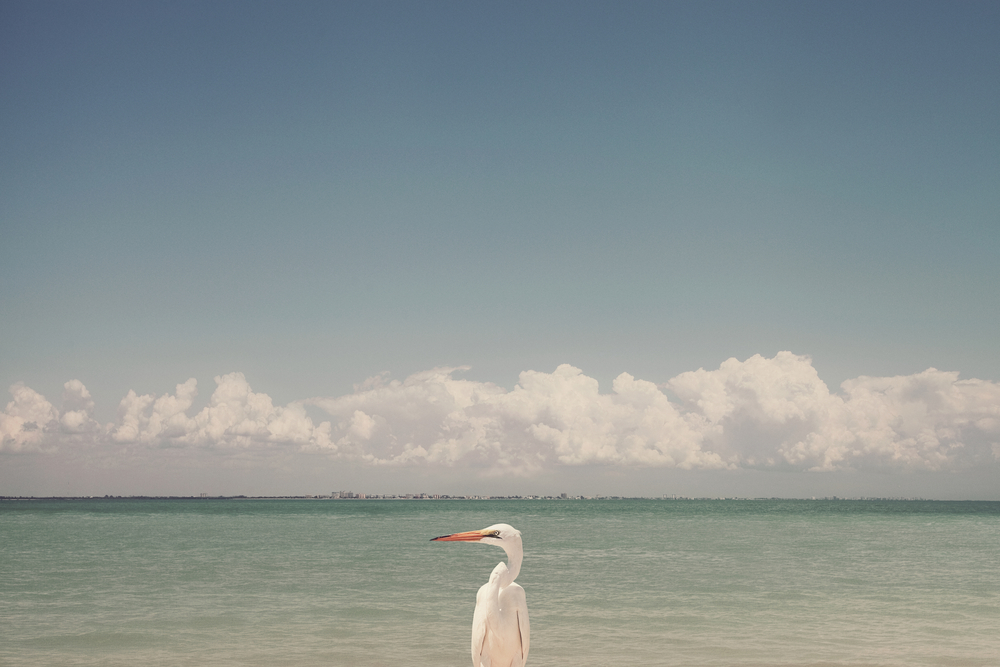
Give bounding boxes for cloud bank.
[3,353,999,474]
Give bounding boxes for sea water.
[1,498,997,667]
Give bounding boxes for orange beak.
[431,529,489,542]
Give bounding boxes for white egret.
[432,524,530,667]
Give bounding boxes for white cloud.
[0,383,59,451]
[307,354,999,473]
[112,373,334,449]
[113,378,197,444]
[59,379,100,434]
[4,354,999,474]
[0,380,103,451]
[668,352,1000,471]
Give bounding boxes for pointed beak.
[431,529,488,542]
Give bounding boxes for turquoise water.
[2,499,998,667]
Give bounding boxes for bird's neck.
[501,544,522,585]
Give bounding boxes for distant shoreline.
[0,495,984,502]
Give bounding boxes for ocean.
[1,498,997,667]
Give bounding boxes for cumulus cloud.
[60,379,100,434]
[0,380,102,451]
[3,354,999,474]
[306,353,1000,473]
[668,352,1000,471]
[0,383,59,451]
[303,365,726,473]
[111,373,334,449]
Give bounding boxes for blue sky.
[2,1,998,498]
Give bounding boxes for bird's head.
[431,523,521,549]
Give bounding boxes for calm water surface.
[2,499,998,666]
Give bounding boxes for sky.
[2,1,998,499]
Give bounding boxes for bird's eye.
[493,531,500,536]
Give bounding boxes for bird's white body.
[432,524,530,667]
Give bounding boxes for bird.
[431,524,530,667]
